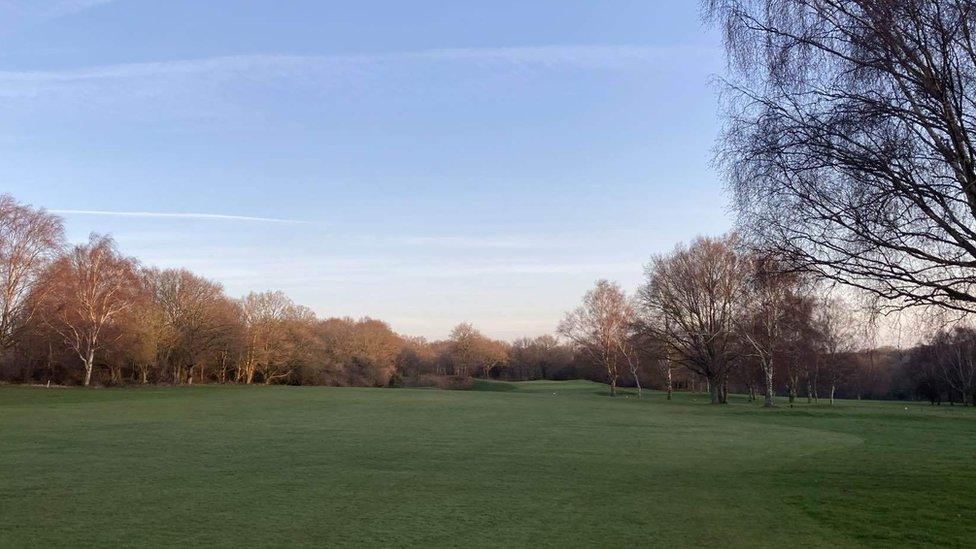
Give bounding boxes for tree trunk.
[665,366,673,401]
[83,362,93,387]
[763,364,775,408]
[82,348,94,387]
[609,376,617,397]
[829,384,836,406]
[708,378,722,404]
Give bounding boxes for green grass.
[1,381,974,548]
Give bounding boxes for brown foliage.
[35,234,142,386]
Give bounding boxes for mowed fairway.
[1,381,974,548]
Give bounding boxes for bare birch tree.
[0,195,64,352]
[814,295,857,405]
[707,0,976,314]
[38,234,141,386]
[739,256,806,407]
[558,280,633,396]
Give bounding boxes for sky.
[0,0,732,340]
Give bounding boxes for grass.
[1,381,974,548]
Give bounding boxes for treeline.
[558,234,976,406]
[2,194,973,403]
[0,195,605,388]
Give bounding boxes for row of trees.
[557,229,976,406]
[0,195,603,387]
[902,327,976,406]
[558,234,867,405]
[2,192,973,402]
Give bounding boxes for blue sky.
[0,1,731,339]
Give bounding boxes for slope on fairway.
[0,381,973,547]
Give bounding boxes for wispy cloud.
[50,209,310,224]
[1,0,119,26]
[394,235,578,250]
[0,45,712,105]
[0,44,717,122]
[0,45,703,82]
[45,0,117,18]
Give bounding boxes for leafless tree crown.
[706,0,976,312]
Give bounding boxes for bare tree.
[240,290,316,385]
[619,338,642,399]
[38,234,141,386]
[446,322,508,380]
[658,355,674,400]
[932,326,976,405]
[706,0,976,314]
[0,195,64,352]
[448,322,480,377]
[149,268,240,384]
[354,318,404,385]
[739,255,807,407]
[813,295,858,405]
[558,280,633,396]
[781,293,818,404]
[508,335,572,380]
[312,317,404,386]
[637,235,749,404]
[475,338,508,380]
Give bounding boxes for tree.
[658,354,675,401]
[121,271,175,384]
[37,234,141,386]
[508,335,570,380]
[448,323,480,377]
[558,280,633,396]
[620,329,653,399]
[149,268,240,384]
[813,295,858,405]
[474,337,508,380]
[637,235,749,404]
[396,336,437,379]
[446,323,507,380]
[781,293,818,404]
[349,318,403,386]
[310,317,404,386]
[707,0,976,314]
[0,195,64,352]
[930,326,976,405]
[240,291,316,385]
[739,255,806,407]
